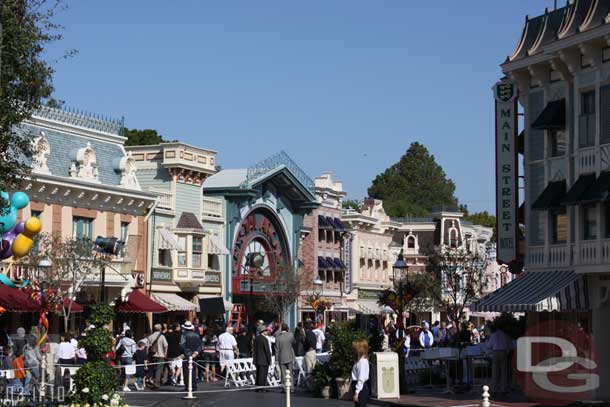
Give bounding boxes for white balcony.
[150,187,173,211]
[576,146,596,176]
[526,239,610,272]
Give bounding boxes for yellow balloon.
[12,217,42,259]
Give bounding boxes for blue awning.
[318,215,333,229]
[332,217,346,231]
[318,256,331,269]
[332,258,346,269]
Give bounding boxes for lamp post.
[245,252,264,330]
[313,277,323,324]
[392,249,409,395]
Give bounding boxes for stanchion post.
[40,353,47,401]
[285,369,291,407]
[182,356,197,400]
[481,385,490,407]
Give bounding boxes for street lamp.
[313,276,323,295]
[392,249,408,284]
[392,249,410,395]
[245,252,264,330]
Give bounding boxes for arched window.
[449,229,458,248]
[407,236,416,249]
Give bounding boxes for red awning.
[62,298,84,314]
[117,289,167,313]
[0,285,40,312]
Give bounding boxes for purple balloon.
[0,230,16,260]
[13,221,25,235]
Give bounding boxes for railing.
[34,105,124,135]
[527,239,610,269]
[243,151,315,192]
[577,240,600,265]
[547,244,569,267]
[150,187,173,210]
[527,245,545,267]
[576,146,596,176]
[202,197,223,219]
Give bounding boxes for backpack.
[148,333,162,360]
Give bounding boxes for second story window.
[583,205,598,240]
[549,130,566,157]
[192,236,202,268]
[177,236,187,267]
[72,216,93,241]
[580,91,596,148]
[550,210,567,244]
[158,249,172,267]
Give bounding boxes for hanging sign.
[494,80,519,264]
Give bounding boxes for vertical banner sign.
[494,80,519,264]
[343,232,352,294]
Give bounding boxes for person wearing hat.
[418,321,434,349]
[253,326,271,390]
[180,321,202,391]
[218,326,238,374]
[146,323,168,389]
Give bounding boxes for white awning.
[354,301,393,315]
[158,228,179,250]
[472,270,590,312]
[207,234,229,255]
[152,292,199,312]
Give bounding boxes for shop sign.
[358,289,383,300]
[494,79,519,264]
[343,233,352,294]
[204,272,221,284]
[152,269,172,282]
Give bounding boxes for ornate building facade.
[126,142,229,322]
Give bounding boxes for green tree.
[0,0,68,205]
[341,199,361,211]
[123,128,170,146]
[464,210,497,242]
[368,142,457,217]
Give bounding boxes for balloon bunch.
[0,191,42,289]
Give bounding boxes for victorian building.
[297,172,349,322]
[126,142,229,323]
[203,151,318,328]
[472,2,610,401]
[3,106,159,332]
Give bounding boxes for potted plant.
[314,363,332,399]
[329,321,365,400]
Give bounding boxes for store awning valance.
[331,258,346,269]
[332,217,346,231]
[158,228,179,250]
[580,171,610,203]
[318,215,333,229]
[531,180,566,210]
[561,173,597,205]
[62,298,84,314]
[0,285,39,312]
[318,256,331,269]
[118,289,167,313]
[325,257,339,269]
[472,270,589,312]
[531,99,565,130]
[354,301,393,315]
[152,293,199,312]
[207,234,230,255]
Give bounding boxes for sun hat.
[182,321,194,330]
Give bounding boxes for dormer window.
[407,236,415,249]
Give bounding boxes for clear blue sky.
[45,1,555,213]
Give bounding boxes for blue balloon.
[11,192,29,210]
[0,191,29,234]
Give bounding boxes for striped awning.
[152,293,199,312]
[472,270,590,312]
[158,228,179,250]
[207,234,229,255]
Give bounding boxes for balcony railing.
[526,239,610,269]
[576,146,596,176]
[150,187,173,211]
[202,197,223,219]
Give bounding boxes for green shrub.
[71,360,117,405]
[329,320,365,379]
[314,362,332,388]
[88,304,114,327]
[79,327,112,360]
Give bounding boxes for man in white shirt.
[218,326,238,374]
[419,321,434,349]
[312,324,325,353]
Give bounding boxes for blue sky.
[45,1,556,213]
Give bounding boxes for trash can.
[372,352,400,399]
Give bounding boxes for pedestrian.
[276,323,296,390]
[180,321,202,391]
[293,322,305,357]
[351,339,370,407]
[75,331,87,365]
[134,340,148,391]
[217,326,238,374]
[56,333,76,365]
[312,324,325,353]
[418,322,434,349]
[12,349,31,396]
[23,337,41,385]
[165,323,183,386]
[253,327,271,391]
[201,327,219,382]
[146,323,168,389]
[236,327,252,358]
[431,321,440,339]
[11,327,27,355]
[116,330,137,392]
[487,324,511,396]
[436,321,449,347]
[303,322,317,387]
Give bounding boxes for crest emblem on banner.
[495,81,516,102]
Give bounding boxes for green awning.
[561,173,597,205]
[531,99,565,130]
[580,171,610,203]
[531,180,566,210]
